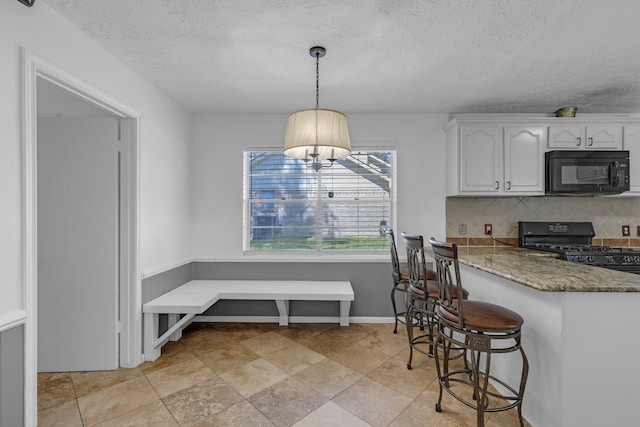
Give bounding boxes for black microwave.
[545,150,630,195]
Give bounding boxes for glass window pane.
[245,150,394,252]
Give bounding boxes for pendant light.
[284,46,351,172]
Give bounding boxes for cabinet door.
[586,126,622,149]
[504,127,545,194]
[459,126,502,192]
[548,126,585,149]
[623,126,640,193]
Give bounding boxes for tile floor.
[38,322,531,426]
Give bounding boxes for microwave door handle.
[609,161,620,187]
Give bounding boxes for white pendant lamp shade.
[284,108,351,161]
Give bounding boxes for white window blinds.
[243,150,395,252]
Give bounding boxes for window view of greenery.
[245,150,394,252]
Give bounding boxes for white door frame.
[22,49,141,426]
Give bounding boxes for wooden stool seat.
[438,300,524,332]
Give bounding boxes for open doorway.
[23,50,140,424]
[37,79,121,371]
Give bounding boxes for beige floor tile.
[37,399,83,427]
[292,401,372,427]
[276,323,335,342]
[395,346,436,370]
[248,377,328,427]
[71,367,143,397]
[95,400,178,427]
[219,358,289,398]
[193,400,275,427]
[413,381,485,426]
[484,399,531,427]
[145,357,216,397]
[367,356,437,399]
[77,376,158,426]
[263,342,326,374]
[181,328,237,355]
[37,372,76,412]
[293,359,362,399]
[163,379,244,426]
[198,341,260,374]
[294,324,374,356]
[329,339,391,375]
[37,323,532,427]
[333,377,413,427]
[139,341,196,374]
[389,398,469,427]
[240,331,296,356]
[214,322,280,342]
[361,327,410,357]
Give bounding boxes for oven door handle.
[609,161,620,187]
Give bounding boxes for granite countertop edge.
[453,247,640,292]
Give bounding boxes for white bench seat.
[143,280,354,361]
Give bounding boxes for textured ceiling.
[41,0,640,115]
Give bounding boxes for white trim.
[193,256,389,263]
[0,310,27,333]
[22,49,141,427]
[141,259,193,279]
[193,316,395,324]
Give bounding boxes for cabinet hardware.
[506,181,511,190]
[588,137,593,146]
[494,181,499,190]
[576,137,582,146]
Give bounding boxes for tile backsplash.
[446,196,640,247]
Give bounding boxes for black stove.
[518,221,640,274]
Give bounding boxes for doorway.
[37,79,121,371]
[23,50,140,425]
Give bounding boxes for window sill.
[196,253,390,263]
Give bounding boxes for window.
[244,149,395,252]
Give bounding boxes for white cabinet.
[459,126,502,193]
[451,124,545,196]
[445,116,638,197]
[504,127,546,193]
[548,126,622,149]
[623,126,640,194]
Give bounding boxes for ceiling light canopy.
[284,46,351,172]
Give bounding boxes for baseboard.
[193,315,394,324]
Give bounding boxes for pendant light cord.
[315,50,320,109]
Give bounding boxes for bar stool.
[429,237,528,427]
[385,229,435,334]
[402,233,468,370]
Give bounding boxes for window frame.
[242,147,397,257]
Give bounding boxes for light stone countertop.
[453,247,640,292]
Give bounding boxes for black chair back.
[384,229,401,282]
[428,237,464,329]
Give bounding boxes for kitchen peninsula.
[447,246,640,427]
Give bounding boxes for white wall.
[192,113,449,260]
[0,2,192,312]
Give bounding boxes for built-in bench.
[143,279,354,361]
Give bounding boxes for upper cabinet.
[623,126,640,194]
[548,126,622,149]
[458,126,502,193]
[504,127,546,193]
[445,115,639,197]
[448,122,545,196]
